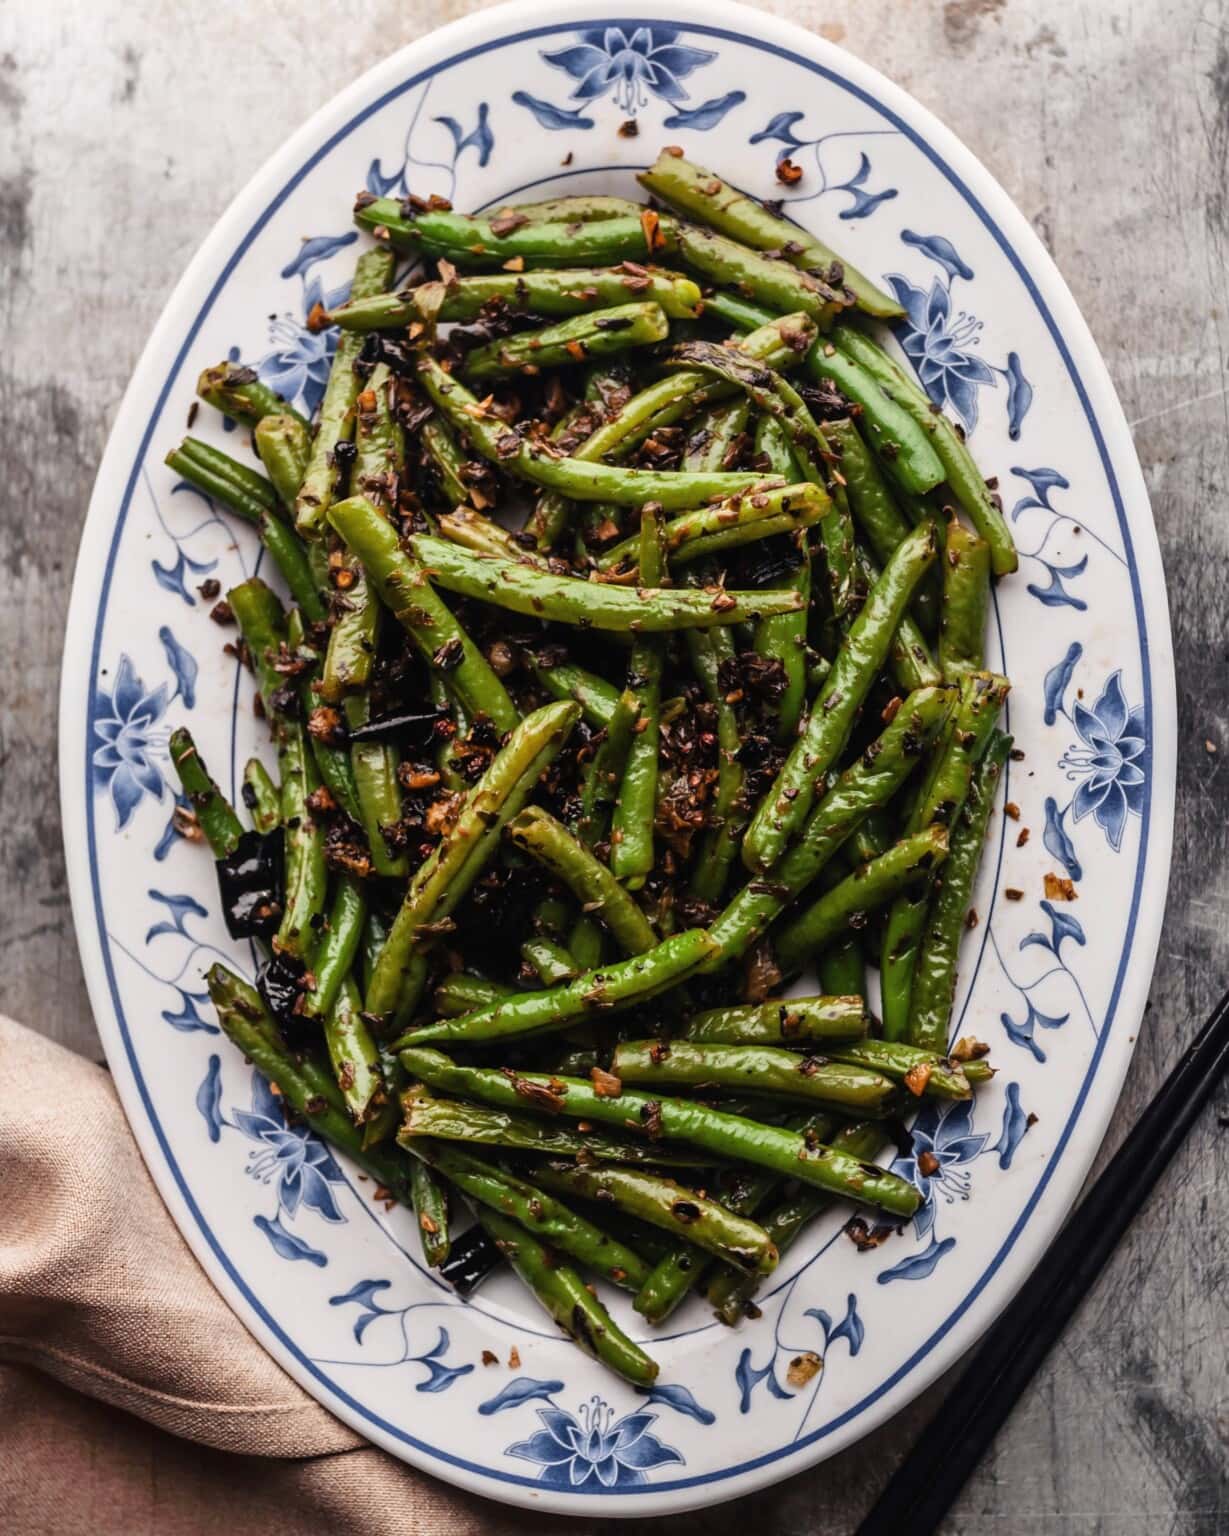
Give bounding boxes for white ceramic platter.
[60,0,1175,1514]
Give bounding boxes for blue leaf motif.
[411,1329,474,1393]
[254,1212,328,1266]
[155,793,191,860]
[1002,352,1033,439]
[511,91,594,130]
[833,153,898,221]
[161,990,218,1035]
[827,1293,864,1355]
[330,1278,392,1310]
[1010,464,1070,512]
[749,110,807,148]
[1027,556,1089,611]
[479,1377,564,1415]
[663,91,746,130]
[152,549,209,604]
[635,1382,716,1424]
[1043,796,1083,882]
[1021,901,1086,958]
[877,1234,956,1284]
[993,1082,1032,1169]
[365,158,406,197]
[433,103,493,167]
[144,889,207,943]
[1043,642,1082,725]
[195,1055,225,1141]
[735,1349,794,1413]
[1001,997,1069,1062]
[158,625,197,709]
[900,230,975,282]
[280,232,358,280]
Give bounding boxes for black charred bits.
[215,829,283,941]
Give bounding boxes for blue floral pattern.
[232,1072,347,1225]
[889,232,1033,438]
[749,112,899,220]
[506,1395,684,1488]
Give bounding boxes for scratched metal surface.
[1,0,1225,1529]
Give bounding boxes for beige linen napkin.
[0,1015,559,1536]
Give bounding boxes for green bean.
[568,915,604,972]
[360,909,387,997]
[774,824,951,974]
[910,730,1012,1051]
[707,1122,885,1323]
[819,937,865,999]
[168,728,244,857]
[284,606,364,830]
[350,741,409,879]
[530,1162,778,1274]
[227,576,287,724]
[507,807,658,955]
[805,341,945,496]
[301,875,366,1020]
[320,568,378,704]
[417,353,786,509]
[639,150,900,320]
[610,504,665,887]
[197,362,308,429]
[433,508,542,566]
[357,198,669,268]
[500,193,645,223]
[742,520,940,871]
[241,757,280,834]
[352,363,404,506]
[681,995,870,1046]
[832,325,1018,574]
[854,544,942,693]
[295,247,394,537]
[701,290,776,332]
[406,1138,652,1290]
[432,972,517,1017]
[397,929,717,1049]
[826,416,942,638]
[463,301,669,380]
[596,482,826,573]
[164,439,325,623]
[208,965,415,1199]
[612,1041,899,1116]
[672,222,844,328]
[576,686,638,846]
[274,714,327,959]
[254,413,312,512]
[681,398,750,472]
[404,533,803,632]
[751,417,811,741]
[426,674,469,795]
[529,659,619,728]
[939,517,992,681]
[683,593,746,907]
[476,1208,658,1387]
[400,1048,920,1218]
[522,936,578,985]
[420,414,472,507]
[367,701,580,1022]
[327,496,520,733]
[880,671,1010,1039]
[324,976,386,1122]
[398,1089,713,1167]
[826,1038,977,1100]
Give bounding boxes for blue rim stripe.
[83,19,1154,1495]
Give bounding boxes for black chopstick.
[857,986,1229,1536]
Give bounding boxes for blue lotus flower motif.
[231,1071,345,1223]
[542,27,716,113]
[1059,671,1146,852]
[506,1394,683,1488]
[92,654,170,829]
[887,274,997,433]
[897,1098,988,1211]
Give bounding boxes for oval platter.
[60,0,1176,1514]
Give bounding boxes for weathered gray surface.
[1,0,1225,1529]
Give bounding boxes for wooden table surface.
[2,0,1226,1529]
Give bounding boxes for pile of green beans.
[174,150,1017,1387]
